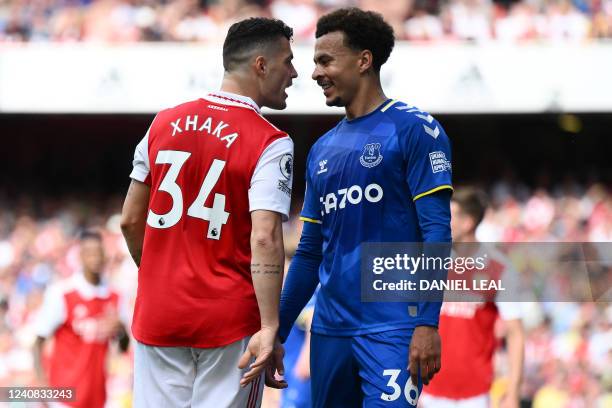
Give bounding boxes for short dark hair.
[452,187,489,227]
[316,8,395,73]
[79,230,103,242]
[223,17,293,72]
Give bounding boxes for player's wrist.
[260,322,280,332]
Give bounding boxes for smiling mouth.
[320,82,334,96]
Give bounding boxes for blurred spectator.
[270,0,318,42]
[405,0,445,41]
[2,0,612,42]
[446,0,493,41]
[359,0,413,39]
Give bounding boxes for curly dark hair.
[223,17,293,72]
[316,8,395,73]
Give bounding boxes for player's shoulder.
[382,99,448,142]
[157,98,203,117]
[250,113,288,137]
[381,100,437,127]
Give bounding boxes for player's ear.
[254,55,267,77]
[357,50,373,74]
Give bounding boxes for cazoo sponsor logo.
[320,183,383,215]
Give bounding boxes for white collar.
[206,91,260,113]
[73,271,110,300]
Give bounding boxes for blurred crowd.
[0,181,611,407]
[1,0,612,43]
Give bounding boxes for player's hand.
[99,312,122,339]
[408,326,441,386]
[265,339,287,389]
[238,327,278,387]
[499,391,520,408]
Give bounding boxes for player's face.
[80,239,105,275]
[261,37,297,110]
[312,31,361,107]
[450,202,474,242]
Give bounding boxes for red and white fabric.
[424,245,522,400]
[35,273,120,408]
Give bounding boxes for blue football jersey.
[300,99,453,336]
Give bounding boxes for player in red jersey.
[120,17,297,408]
[33,231,129,408]
[421,188,525,408]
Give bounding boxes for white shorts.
[133,337,264,408]
[419,393,489,408]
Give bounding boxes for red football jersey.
[425,252,521,399]
[35,273,120,408]
[130,92,293,348]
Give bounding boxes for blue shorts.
[311,329,422,408]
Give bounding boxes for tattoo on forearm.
[251,263,282,275]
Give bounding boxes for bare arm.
[33,336,48,385]
[501,318,525,408]
[120,180,150,267]
[239,209,285,386]
[250,209,285,329]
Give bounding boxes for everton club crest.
[359,143,383,168]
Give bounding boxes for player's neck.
[219,76,262,109]
[83,270,101,286]
[345,83,387,120]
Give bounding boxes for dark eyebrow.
[313,54,331,64]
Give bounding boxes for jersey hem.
[423,388,491,400]
[132,324,259,349]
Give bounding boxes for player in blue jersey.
[275,7,453,408]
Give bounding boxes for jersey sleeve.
[129,129,151,185]
[402,117,453,201]
[299,151,322,225]
[34,285,67,338]
[248,136,294,221]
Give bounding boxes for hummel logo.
[317,160,328,174]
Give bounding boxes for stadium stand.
[1,0,611,42]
